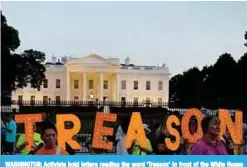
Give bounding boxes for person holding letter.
[16,123,43,155]
[35,121,68,155]
[190,116,228,155]
[129,124,153,155]
[156,123,177,155]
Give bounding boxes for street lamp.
[89,92,94,100]
[48,97,51,106]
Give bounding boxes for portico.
[65,54,121,101]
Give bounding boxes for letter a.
[124,112,147,148]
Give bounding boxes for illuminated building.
[12,54,170,104]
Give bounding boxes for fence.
[10,100,170,108]
[0,100,243,154]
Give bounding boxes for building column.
[99,73,103,101]
[116,73,120,101]
[66,71,70,101]
[165,76,169,103]
[83,73,87,101]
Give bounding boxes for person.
[1,115,8,154]
[116,117,130,155]
[146,119,160,154]
[16,123,43,155]
[128,124,153,155]
[35,121,68,155]
[184,116,198,154]
[239,120,247,154]
[222,130,236,155]
[190,116,228,155]
[155,123,178,155]
[240,134,247,154]
[4,114,17,155]
[115,124,124,142]
[86,128,108,155]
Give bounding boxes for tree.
[169,31,247,110]
[202,53,237,109]
[169,74,183,106]
[236,53,247,109]
[1,11,46,104]
[244,31,247,47]
[169,67,203,108]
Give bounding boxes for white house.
[12,54,170,104]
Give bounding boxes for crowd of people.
[1,111,247,155]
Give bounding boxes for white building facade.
[12,54,170,104]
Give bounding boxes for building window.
[89,80,93,89]
[134,81,138,90]
[56,96,61,104]
[146,98,151,104]
[43,96,48,105]
[74,96,79,100]
[43,79,48,88]
[146,81,151,90]
[104,80,108,90]
[121,97,126,106]
[121,80,126,90]
[43,96,48,102]
[56,79,61,88]
[74,80,79,89]
[18,95,23,104]
[30,96,35,105]
[158,81,163,90]
[133,97,138,106]
[158,98,162,105]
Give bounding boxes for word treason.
[15,109,243,151]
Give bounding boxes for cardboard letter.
[219,109,242,144]
[124,112,147,148]
[165,115,180,151]
[92,112,117,150]
[57,114,82,150]
[15,114,42,150]
[181,108,204,143]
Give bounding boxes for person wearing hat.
[129,124,153,155]
[190,116,228,155]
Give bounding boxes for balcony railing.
[12,100,169,108]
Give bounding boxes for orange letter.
[57,114,82,150]
[92,112,117,150]
[181,108,204,143]
[165,115,180,151]
[15,114,42,150]
[219,109,242,144]
[124,112,147,149]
